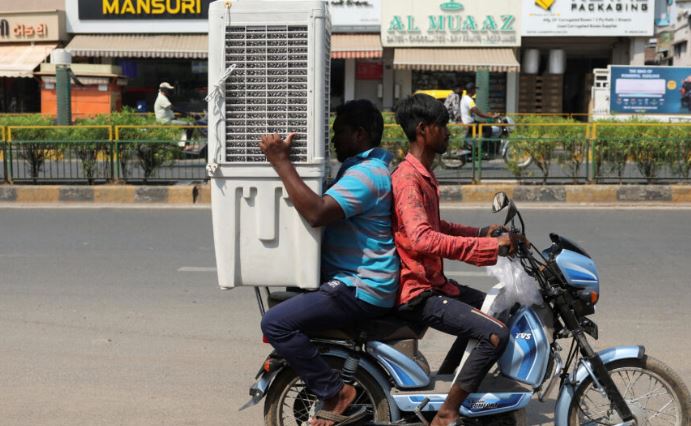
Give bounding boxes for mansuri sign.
[381,0,521,47]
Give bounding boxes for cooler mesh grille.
[225,25,309,163]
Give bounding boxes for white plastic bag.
[486,257,543,314]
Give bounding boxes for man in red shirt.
[392,93,519,426]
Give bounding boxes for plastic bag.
[486,257,543,314]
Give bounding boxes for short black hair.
[394,94,449,142]
[335,99,384,147]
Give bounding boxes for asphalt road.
[0,206,689,425]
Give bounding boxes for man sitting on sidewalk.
[259,99,399,426]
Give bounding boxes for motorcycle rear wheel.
[439,152,467,169]
[568,356,691,425]
[263,357,391,426]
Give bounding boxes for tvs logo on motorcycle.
[515,332,532,340]
[535,0,555,11]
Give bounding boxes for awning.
[331,34,382,59]
[0,43,57,78]
[65,34,208,59]
[393,48,520,72]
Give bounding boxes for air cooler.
[207,0,330,289]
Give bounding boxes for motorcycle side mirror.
[491,192,509,213]
[491,192,518,227]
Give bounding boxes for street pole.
[51,49,72,125]
[475,69,490,113]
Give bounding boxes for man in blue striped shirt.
[259,99,399,426]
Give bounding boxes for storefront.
[0,10,66,112]
[520,0,655,114]
[64,0,210,113]
[381,0,521,113]
[328,0,383,110]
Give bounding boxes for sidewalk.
[1,183,690,205]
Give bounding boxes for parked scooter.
[243,193,690,425]
[177,111,208,159]
[437,116,532,170]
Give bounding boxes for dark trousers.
[260,280,389,400]
[400,285,509,393]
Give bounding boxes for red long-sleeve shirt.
[392,154,499,305]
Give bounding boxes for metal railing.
[1,121,690,184]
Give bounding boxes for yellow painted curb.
[168,186,193,204]
[672,186,691,203]
[16,185,60,202]
[565,185,618,203]
[94,186,135,203]
[194,185,211,204]
[460,185,516,203]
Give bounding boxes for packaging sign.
[329,0,380,29]
[522,0,653,36]
[381,0,520,47]
[0,12,64,42]
[77,0,212,20]
[610,66,691,114]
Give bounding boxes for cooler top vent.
[225,25,309,163]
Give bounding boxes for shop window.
[674,41,688,59]
[412,71,506,111]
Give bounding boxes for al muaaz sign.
[381,0,520,47]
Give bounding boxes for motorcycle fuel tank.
[498,307,550,387]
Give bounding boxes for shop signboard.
[329,0,380,30]
[66,0,211,32]
[0,11,66,42]
[77,0,211,20]
[610,66,691,114]
[522,0,654,36]
[381,0,520,47]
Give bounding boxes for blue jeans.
[260,280,390,400]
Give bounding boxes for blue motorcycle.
[244,193,690,425]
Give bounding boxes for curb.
[0,184,689,205]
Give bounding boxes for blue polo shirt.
[321,148,400,308]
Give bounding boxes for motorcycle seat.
[267,289,428,342]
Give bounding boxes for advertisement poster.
[610,66,691,114]
[522,0,653,36]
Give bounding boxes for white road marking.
[178,266,217,272]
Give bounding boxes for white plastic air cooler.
[207,0,331,289]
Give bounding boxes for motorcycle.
[177,111,209,160]
[243,193,691,425]
[437,117,533,171]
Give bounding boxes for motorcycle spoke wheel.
[569,357,690,426]
[264,357,391,426]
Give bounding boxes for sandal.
[312,407,367,425]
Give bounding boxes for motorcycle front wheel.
[568,356,691,425]
[263,357,391,426]
[502,142,532,169]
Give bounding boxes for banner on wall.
[610,66,691,114]
[381,0,520,47]
[329,0,380,29]
[522,0,653,36]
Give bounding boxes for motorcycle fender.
[553,345,645,426]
